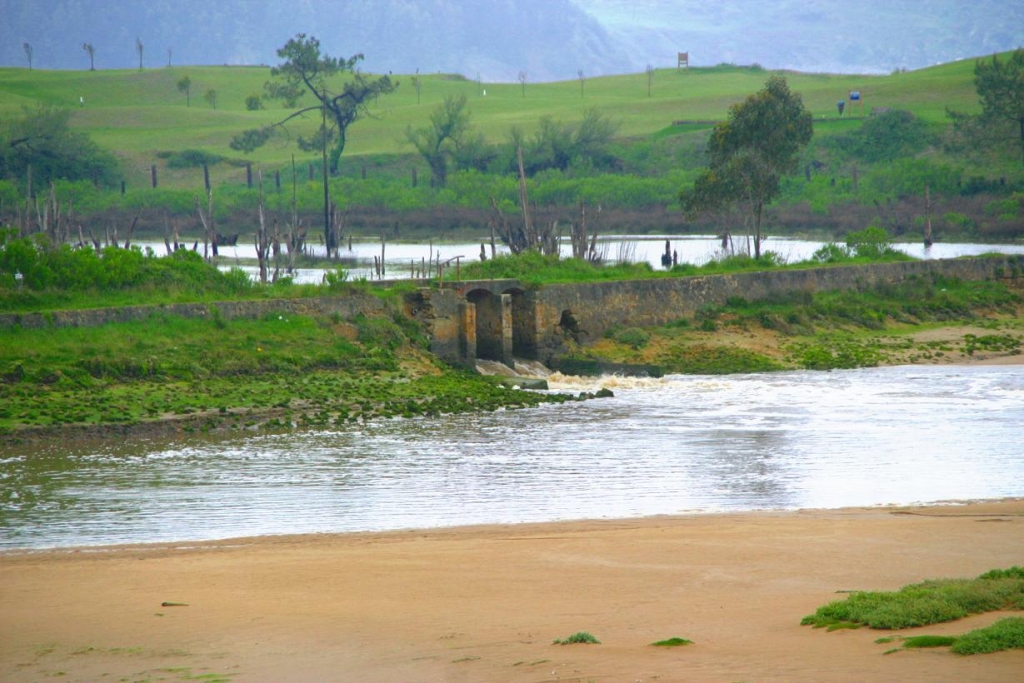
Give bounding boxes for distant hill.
[577,0,1024,75]
[1,0,1022,80]
[0,0,629,82]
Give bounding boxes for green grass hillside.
[0,59,985,189]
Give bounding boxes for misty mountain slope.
[2,0,1022,80]
[575,0,1024,74]
[0,0,629,81]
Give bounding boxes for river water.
[143,235,1024,283]
[2,364,1021,550]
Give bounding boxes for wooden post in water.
[924,185,933,248]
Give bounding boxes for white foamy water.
[1,365,1022,550]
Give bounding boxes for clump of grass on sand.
[651,637,694,647]
[553,631,600,645]
[877,618,1024,655]
[803,567,1024,655]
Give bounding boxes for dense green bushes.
[0,105,120,189]
[0,230,264,311]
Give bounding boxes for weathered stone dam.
[415,256,1024,367]
[3,256,1022,369]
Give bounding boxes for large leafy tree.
[0,104,119,187]
[681,76,812,259]
[230,34,396,174]
[973,49,1024,165]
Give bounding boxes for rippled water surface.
[2,365,1022,549]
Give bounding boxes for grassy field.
[0,57,985,189]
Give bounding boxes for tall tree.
[82,42,95,70]
[135,37,144,70]
[406,95,472,187]
[230,33,396,175]
[680,76,812,259]
[974,49,1024,165]
[176,75,192,106]
[23,42,32,70]
[204,88,217,109]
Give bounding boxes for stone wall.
[0,294,390,330]
[4,256,1022,371]
[528,256,1024,362]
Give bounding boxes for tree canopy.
[0,105,120,188]
[827,109,932,163]
[680,76,812,258]
[230,33,396,174]
[974,49,1024,164]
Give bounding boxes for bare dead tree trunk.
[489,196,522,254]
[516,145,533,246]
[570,201,592,260]
[23,164,33,236]
[195,190,215,260]
[123,206,143,249]
[254,170,270,284]
[924,185,933,248]
[270,218,282,283]
[36,183,74,248]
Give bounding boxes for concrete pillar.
[500,293,514,368]
[458,301,476,366]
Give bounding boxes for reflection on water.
[1,365,1022,549]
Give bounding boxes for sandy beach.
[2,500,1022,682]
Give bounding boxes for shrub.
[812,243,852,263]
[612,327,650,349]
[165,149,224,169]
[324,267,350,289]
[553,632,600,645]
[951,617,1024,655]
[846,226,902,259]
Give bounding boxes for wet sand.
[2,500,1022,682]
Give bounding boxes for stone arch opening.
[504,287,537,360]
[558,309,582,344]
[466,288,506,363]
